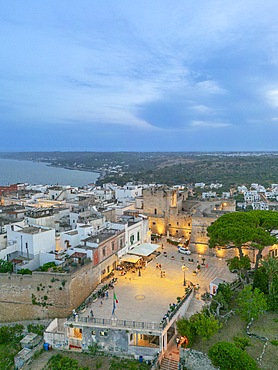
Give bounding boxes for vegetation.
[236,286,268,321]
[17,268,32,275]
[233,335,251,350]
[3,151,278,188]
[0,259,13,273]
[38,262,57,272]
[46,354,89,370]
[27,323,45,336]
[253,258,278,311]
[0,324,24,370]
[176,311,221,345]
[208,341,258,370]
[43,353,151,370]
[207,211,278,278]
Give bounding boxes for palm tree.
[260,256,278,295]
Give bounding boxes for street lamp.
[182,265,188,286]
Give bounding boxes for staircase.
[160,356,179,370]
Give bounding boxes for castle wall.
[0,261,101,322]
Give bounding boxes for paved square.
[80,242,235,324]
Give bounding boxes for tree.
[176,317,195,345]
[208,341,258,370]
[176,312,221,345]
[260,257,278,311]
[207,211,278,274]
[190,312,222,340]
[236,286,268,322]
[253,267,268,295]
[0,259,13,273]
[260,256,278,295]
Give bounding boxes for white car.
[178,247,191,255]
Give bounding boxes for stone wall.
[0,261,101,322]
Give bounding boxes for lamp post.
[182,265,188,286]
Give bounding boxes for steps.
[160,357,179,370]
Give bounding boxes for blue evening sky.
[1,1,278,151]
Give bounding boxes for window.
[152,222,156,225]
[120,238,123,248]
[102,247,106,257]
[130,235,135,245]
[168,223,172,227]
[137,232,140,241]
[154,208,157,214]
[188,223,191,227]
[91,330,96,336]
[177,222,179,226]
[107,266,110,273]
[112,242,115,252]
[100,331,108,336]
[176,230,178,233]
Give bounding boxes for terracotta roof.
[70,252,87,259]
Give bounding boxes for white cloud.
[196,80,226,95]
[267,89,278,107]
[190,120,231,128]
[192,105,213,114]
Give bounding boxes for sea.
[0,158,99,187]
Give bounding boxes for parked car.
[178,246,191,255]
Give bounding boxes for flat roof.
[20,226,48,234]
[83,230,119,244]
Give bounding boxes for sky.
[1,1,278,152]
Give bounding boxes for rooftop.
[20,226,49,235]
[83,229,123,244]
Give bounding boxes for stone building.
[142,187,191,240]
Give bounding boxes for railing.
[68,316,163,330]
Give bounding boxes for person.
[176,337,180,348]
[100,301,103,306]
[90,310,94,317]
[105,291,109,299]
[160,271,163,278]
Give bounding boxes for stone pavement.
[79,241,235,325]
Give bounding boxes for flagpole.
[111,287,118,319]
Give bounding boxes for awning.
[128,243,160,257]
[120,255,141,264]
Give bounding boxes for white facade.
[244,191,260,202]
[115,185,143,201]
[7,224,56,258]
[202,191,216,199]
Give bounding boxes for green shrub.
[270,340,278,346]
[233,336,250,350]
[208,341,258,370]
[17,268,32,275]
[38,262,56,272]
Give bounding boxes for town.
[0,180,277,370]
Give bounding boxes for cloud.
[267,89,278,107]
[192,105,214,114]
[190,120,231,129]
